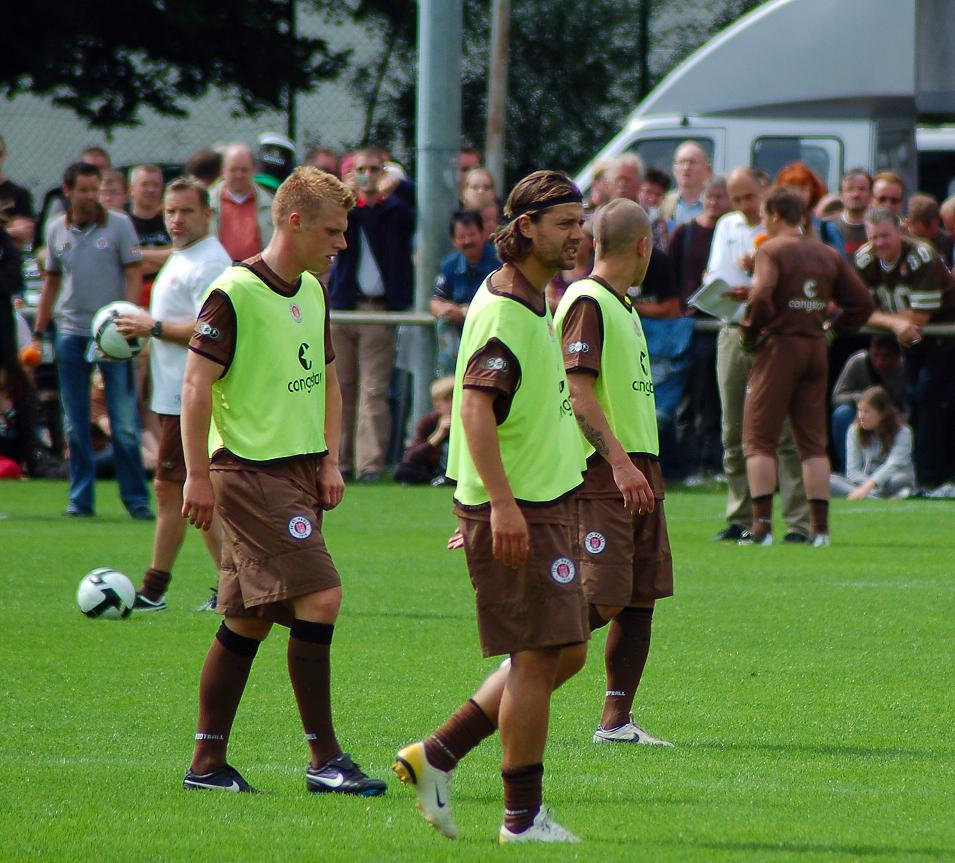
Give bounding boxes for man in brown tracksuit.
[740,187,874,547]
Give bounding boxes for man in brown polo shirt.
[740,187,874,546]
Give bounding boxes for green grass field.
[1,478,953,862]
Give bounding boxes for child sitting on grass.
[830,385,915,499]
[394,375,454,485]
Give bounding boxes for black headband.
[507,190,583,221]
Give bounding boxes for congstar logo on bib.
[288,343,323,393]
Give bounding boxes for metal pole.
[638,0,650,99]
[485,0,510,192]
[287,0,297,141]
[412,0,462,426]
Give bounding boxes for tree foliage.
[0,0,349,128]
[322,0,764,184]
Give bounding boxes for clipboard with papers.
[687,278,746,323]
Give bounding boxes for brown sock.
[288,619,340,768]
[751,494,773,538]
[589,603,610,631]
[502,763,543,833]
[809,498,829,535]
[141,568,171,601]
[191,623,259,772]
[424,698,496,772]
[602,606,653,729]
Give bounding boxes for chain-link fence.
[1,7,377,219]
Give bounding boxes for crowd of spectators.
[1,130,954,517]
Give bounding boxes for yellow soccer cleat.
[392,741,458,839]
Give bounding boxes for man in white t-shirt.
[706,167,809,543]
[115,177,231,610]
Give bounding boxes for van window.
[627,138,715,173]
[876,126,916,199]
[751,137,842,189]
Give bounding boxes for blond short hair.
[272,166,355,226]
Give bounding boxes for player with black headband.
[393,171,589,844]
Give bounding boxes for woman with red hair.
[774,161,845,255]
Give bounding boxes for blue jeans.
[55,332,150,514]
[830,403,856,474]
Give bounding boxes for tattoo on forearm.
[576,413,610,458]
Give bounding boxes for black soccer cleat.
[712,524,746,542]
[183,763,258,793]
[134,592,167,612]
[782,531,809,544]
[306,752,386,797]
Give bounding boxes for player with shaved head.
[554,198,674,746]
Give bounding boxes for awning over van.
[636,0,955,119]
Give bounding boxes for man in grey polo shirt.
[32,161,153,518]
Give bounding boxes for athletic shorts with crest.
[455,496,589,657]
[211,454,341,626]
[576,454,673,606]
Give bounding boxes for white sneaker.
[593,715,674,746]
[392,741,457,839]
[499,807,581,844]
[810,533,831,547]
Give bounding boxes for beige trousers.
[716,326,810,533]
[331,320,395,476]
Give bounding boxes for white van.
[575,0,953,197]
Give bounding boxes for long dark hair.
[494,170,581,264]
[854,385,902,456]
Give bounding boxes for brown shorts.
[577,496,673,605]
[458,498,589,657]
[211,463,341,626]
[743,336,828,460]
[156,414,186,483]
[576,454,673,605]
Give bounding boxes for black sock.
[141,568,171,600]
[424,698,496,771]
[502,763,543,833]
[751,494,773,537]
[288,619,340,768]
[603,607,653,727]
[192,623,260,771]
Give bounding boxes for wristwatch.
[151,320,163,339]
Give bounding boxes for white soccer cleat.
[593,715,674,746]
[499,807,581,844]
[810,533,831,547]
[392,741,457,839]
[738,530,773,546]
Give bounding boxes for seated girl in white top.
[830,385,916,499]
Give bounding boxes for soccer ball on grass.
[77,568,136,619]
